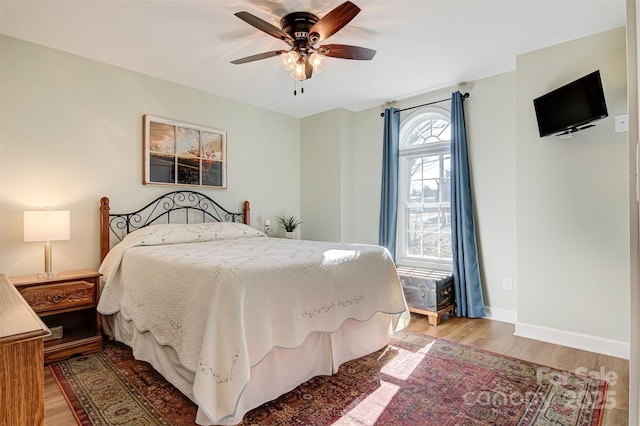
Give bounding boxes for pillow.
[120,222,266,247]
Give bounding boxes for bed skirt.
[102,312,395,425]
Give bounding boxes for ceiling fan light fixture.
[308,52,326,73]
[279,50,299,71]
[231,2,376,92]
[291,58,309,81]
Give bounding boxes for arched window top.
[400,107,451,149]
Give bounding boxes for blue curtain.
[450,92,486,318]
[379,107,400,261]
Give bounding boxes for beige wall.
[515,27,629,346]
[463,72,518,314]
[339,108,356,243]
[300,28,629,355]
[1,27,630,356]
[300,107,360,243]
[300,109,343,242]
[351,106,385,245]
[629,1,640,422]
[0,35,301,276]
[301,76,519,317]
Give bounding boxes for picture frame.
[143,115,227,189]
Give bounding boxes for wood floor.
[43,313,629,425]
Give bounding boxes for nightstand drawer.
[19,280,96,313]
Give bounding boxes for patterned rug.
[50,331,608,425]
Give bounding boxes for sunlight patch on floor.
[331,340,435,425]
[380,340,434,381]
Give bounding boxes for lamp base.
[37,271,59,280]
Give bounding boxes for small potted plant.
[277,215,302,239]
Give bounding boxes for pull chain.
[293,80,306,96]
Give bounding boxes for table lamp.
[23,210,70,278]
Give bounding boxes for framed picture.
[143,115,227,189]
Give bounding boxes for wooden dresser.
[0,273,50,426]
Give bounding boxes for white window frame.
[397,107,453,272]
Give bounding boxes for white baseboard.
[484,306,517,324]
[514,321,630,360]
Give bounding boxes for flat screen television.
[533,70,608,137]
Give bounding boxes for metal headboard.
[100,190,250,262]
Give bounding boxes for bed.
[96,190,410,425]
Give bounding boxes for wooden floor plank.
[407,314,629,426]
[44,368,77,425]
[43,314,629,425]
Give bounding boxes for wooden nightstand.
[10,269,103,363]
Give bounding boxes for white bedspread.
[97,222,409,424]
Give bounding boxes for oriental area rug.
[50,331,607,425]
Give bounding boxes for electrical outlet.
[502,277,513,290]
[615,114,628,132]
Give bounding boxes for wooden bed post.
[243,201,250,226]
[100,197,110,263]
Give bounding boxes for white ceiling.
[0,0,626,118]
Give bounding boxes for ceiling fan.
[230,1,376,93]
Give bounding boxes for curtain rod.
[379,92,470,117]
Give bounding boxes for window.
[397,108,452,270]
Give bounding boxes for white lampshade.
[279,50,299,71]
[291,59,308,81]
[24,210,71,242]
[308,52,326,73]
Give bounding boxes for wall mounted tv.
[533,70,608,137]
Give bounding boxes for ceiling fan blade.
[234,11,293,43]
[308,1,360,43]
[317,44,376,60]
[231,50,285,64]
